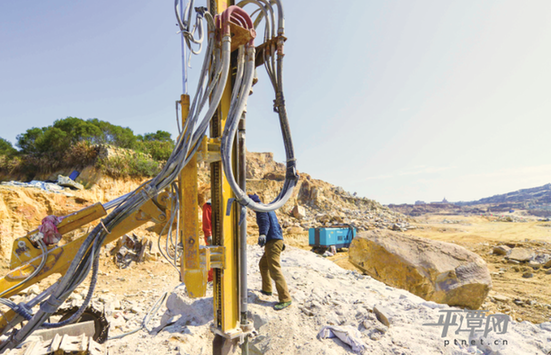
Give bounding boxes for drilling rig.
[0,0,297,354]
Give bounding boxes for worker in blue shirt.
[249,194,292,310]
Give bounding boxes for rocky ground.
[408,214,551,325]
[330,214,551,326]
[2,153,551,354]
[13,244,551,355]
[452,239,551,325]
[5,215,551,354]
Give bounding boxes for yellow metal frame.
[1,0,245,344]
[10,203,107,270]
[179,94,210,298]
[0,2,254,350]
[0,192,170,332]
[177,81,240,335]
[177,0,241,339]
[215,73,240,334]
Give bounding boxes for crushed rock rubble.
[275,203,413,234]
[202,152,414,235]
[100,245,551,355]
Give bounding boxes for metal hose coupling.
[273,91,285,113]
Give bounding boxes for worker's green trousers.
[259,239,292,303]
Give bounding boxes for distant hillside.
[456,183,551,217]
[387,202,486,217]
[389,183,551,217]
[458,183,551,205]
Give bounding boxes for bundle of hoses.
[0,0,295,350]
[222,0,298,212]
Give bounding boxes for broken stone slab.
[534,254,551,265]
[373,305,391,327]
[263,171,285,181]
[291,205,306,220]
[390,223,405,232]
[492,294,509,303]
[31,321,96,342]
[506,248,535,262]
[493,245,511,256]
[349,230,492,309]
[110,314,127,329]
[286,226,304,234]
[21,285,40,296]
[159,286,213,329]
[57,174,84,190]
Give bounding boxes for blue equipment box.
[309,226,357,249]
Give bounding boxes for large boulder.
[349,230,491,309]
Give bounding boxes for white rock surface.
[105,245,551,355]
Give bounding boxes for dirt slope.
[0,176,149,262]
[0,151,408,261]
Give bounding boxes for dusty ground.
[326,212,551,325]
[412,213,551,325]
[2,180,550,328]
[2,174,551,352]
[1,193,551,354]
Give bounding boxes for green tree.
[87,118,136,148]
[10,117,172,179]
[0,137,17,156]
[53,117,102,145]
[137,130,173,143]
[16,117,138,158]
[16,127,46,155]
[36,127,69,158]
[135,130,174,161]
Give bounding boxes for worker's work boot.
[274,301,292,311]
[260,290,272,296]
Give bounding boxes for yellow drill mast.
[0,1,295,354]
[179,1,252,353]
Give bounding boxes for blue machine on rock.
[309,225,357,250]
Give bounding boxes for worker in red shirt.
[202,199,214,282]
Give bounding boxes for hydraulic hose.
[107,291,168,340]
[0,20,233,353]
[0,2,295,350]
[220,1,298,212]
[1,242,99,329]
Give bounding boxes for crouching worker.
[249,194,292,311]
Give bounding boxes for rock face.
[349,230,492,309]
[244,151,412,234]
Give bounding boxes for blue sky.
[1,1,551,204]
